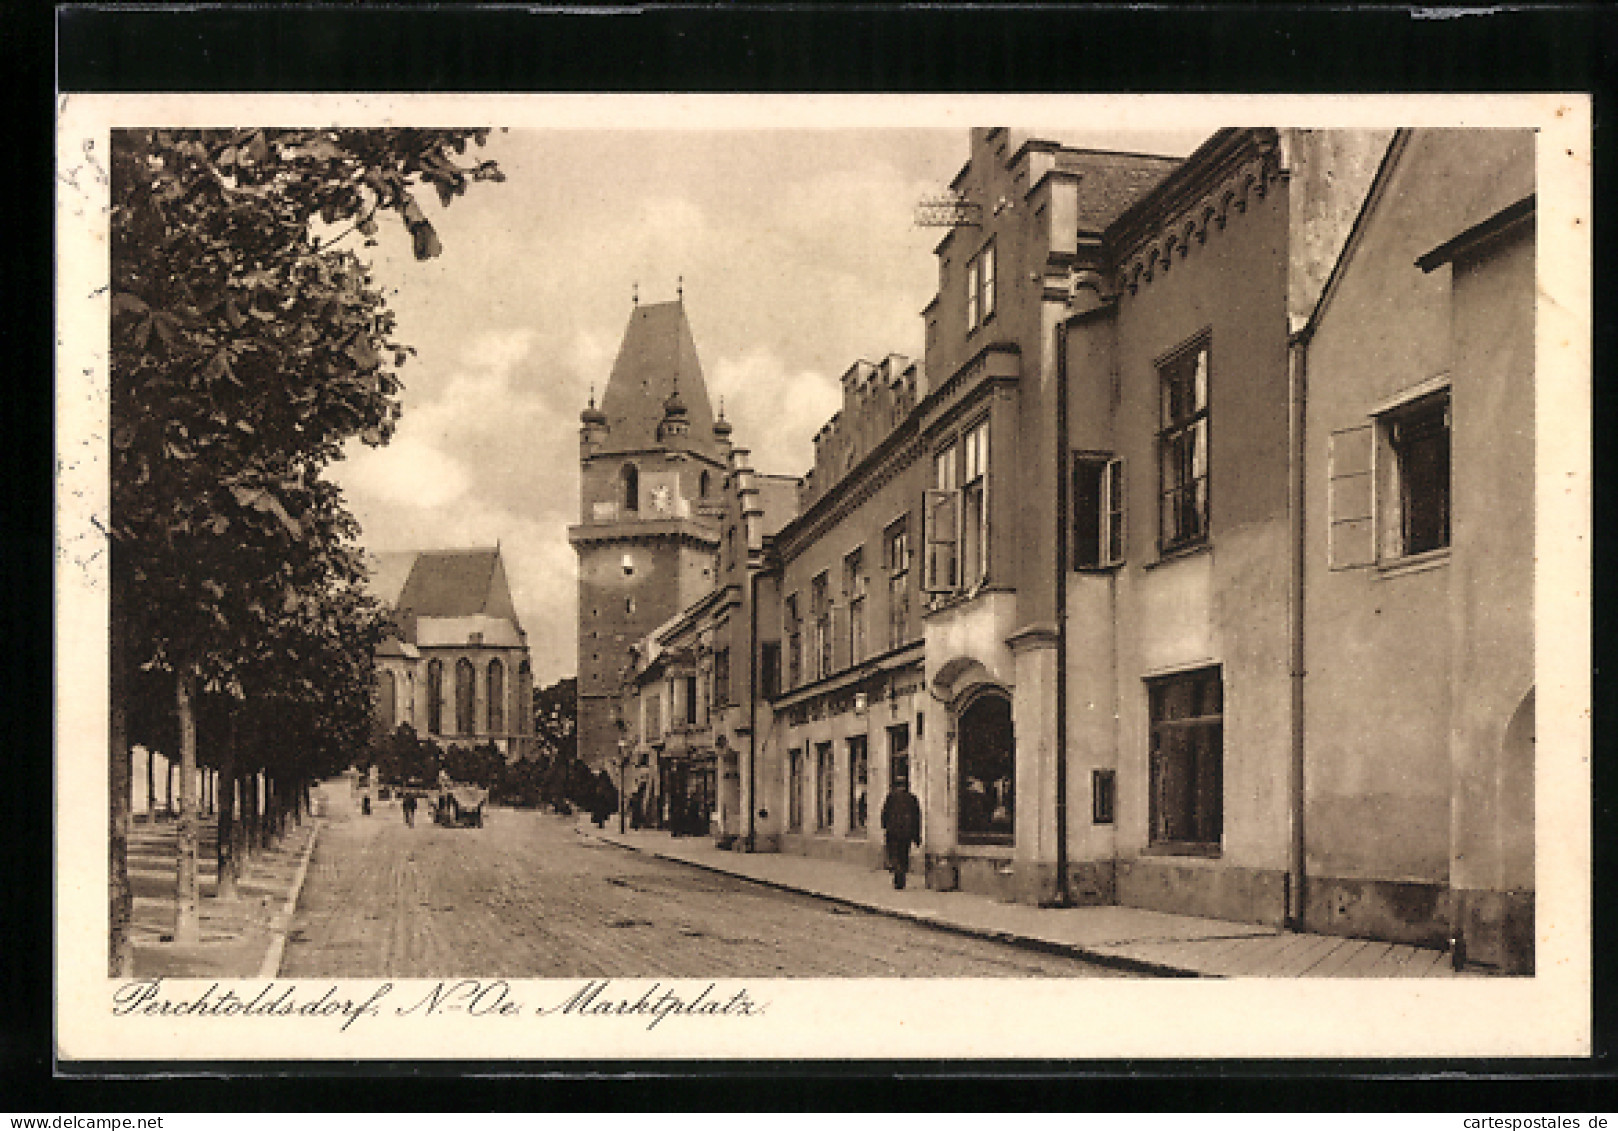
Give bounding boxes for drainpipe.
[746,564,760,852]
[1286,328,1309,930]
[1047,317,1074,908]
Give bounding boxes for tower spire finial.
[677,275,683,302]
[632,282,638,306]
[588,383,596,409]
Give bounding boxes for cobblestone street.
[281,800,1123,978]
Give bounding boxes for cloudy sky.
[330,125,1206,687]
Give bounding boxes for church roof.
[597,301,721,460]
[394,548,522,629]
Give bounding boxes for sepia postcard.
[55,92,1592,1064]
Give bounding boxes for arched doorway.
[957,690,1014,844]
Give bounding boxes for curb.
[588,830,1202,979]
[258,817,324,979]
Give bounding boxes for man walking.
[880,775,922,890]
[402,791,417,828]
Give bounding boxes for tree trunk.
[108,603,133,977]
[173,671,200,945]
[144,745,155,822]
[216,714,239,901]
[165,759,174,817]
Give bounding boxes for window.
[685,675,700,728]
[455,657,476,736]
[788,748,804,831]
[811,572,831,682]
[785,594,802,689]
[844,548,867,665]
[426,660,444,733]
[760,640,781,700]
[621,463,639,512]
[960,419,988,586]
[925,444,959,593]
[699,469,711,498]
[815,741,835,831]
[1158,341,1210,553]
[966,241,996,332]
[1148,666,1223,850]
[925,419,990,593]
[646,694,662,742]
[1380,389,1451,560]
[847,735,869,834]
[487,659,505,734]
[957,692,1014,843]
[886,517,913,649]
[712,647,730,710]
[1073,454,1124,569]
[887,724,910,793]
[1092,769,1116,825]
[379,670,397,730]
[515,660,530,734]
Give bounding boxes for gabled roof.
[395,547,521,627]
[597,300,723,460]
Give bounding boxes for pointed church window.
[621,464,639,512]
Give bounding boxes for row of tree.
[366,721,607,814]
[109,127,503,973]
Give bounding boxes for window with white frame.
[1148,666,1223,850]
[925,444,959,593]
[960,419,989,586]
[847,735,869,834]
[788,747,804,831]
[815,741,835,831]
[1073,453,1124,569]
[1158,340,1210,554]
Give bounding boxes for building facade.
[585,127,1537,971]
[371,547,535,760]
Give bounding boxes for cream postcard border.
[54,93,1592,1062]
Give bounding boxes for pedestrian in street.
[402,791,417,828]
[880,775,922,890]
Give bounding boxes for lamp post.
[616,739,628,834]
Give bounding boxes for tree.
[108,128,503,967]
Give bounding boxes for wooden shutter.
[1328,424,1375,569]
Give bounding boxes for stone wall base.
[779,832,884,871]
[1116,858,1287,927]
[1450,887,1534,974]
[1302,874,1452,950]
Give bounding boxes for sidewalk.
[584,824,1472,978]
[129,807,323,979]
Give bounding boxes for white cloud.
[336,431,471,510]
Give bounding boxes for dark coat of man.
[881,782,921,848]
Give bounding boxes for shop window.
[788,747,804,831]
[455,657,476,736]
[1158,340,1210,554]
[1092,769,1116,825]
[844,547,867,665]
[847,735,869,834]
[815,741,835,831]
[1380,388,1451,560]
[886,515,913,648]
[1073,454,1124,569]
[1147,666,1223,851]
[957,691,1014,844]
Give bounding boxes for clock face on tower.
[650,485,672,514]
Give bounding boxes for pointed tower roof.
[597,300,721,460]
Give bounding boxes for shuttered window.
[1328,424,1375,569]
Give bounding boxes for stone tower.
[569,298,729,769]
